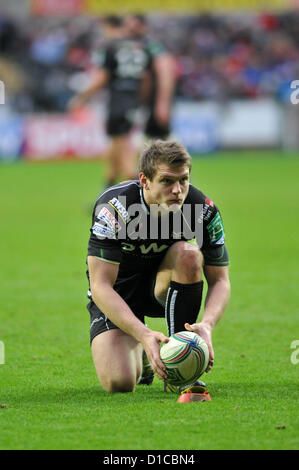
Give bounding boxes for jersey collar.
[139,185,150,215]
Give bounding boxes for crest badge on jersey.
[207,212,225,245]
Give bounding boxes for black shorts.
[107,113,135,137]
[145,112,170,139]
[107,93,138,137]
[88,269,165,344]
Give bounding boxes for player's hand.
[67,95,85,112]
[141,331,169,381]
[184,322,214,373]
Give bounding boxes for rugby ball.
[160,331,209,386]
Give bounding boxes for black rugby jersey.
[87,180,229,278]
[91,37,152,103]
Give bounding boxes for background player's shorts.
[107,112,134,136]
[145,112,170,139]
[107,93,138,136]
[88,269,164,344]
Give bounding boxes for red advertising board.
[32,0,84,16]
[24,110,109,159]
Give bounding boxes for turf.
[0,150,298,450]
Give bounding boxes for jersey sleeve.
[201,199,229,266]
[87,196,122,264]
[187,185,229,267]
[147,40,167,58]
[202,242,229,266]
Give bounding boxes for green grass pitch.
[0,150,298,450]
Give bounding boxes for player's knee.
[102,374,137,393]
[172,242,203,280]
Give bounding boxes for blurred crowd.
[1,11,299,113]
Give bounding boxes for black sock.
[165,280,203,336]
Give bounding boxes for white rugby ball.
[160,331,209,386]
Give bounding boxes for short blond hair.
[138,140,192,180]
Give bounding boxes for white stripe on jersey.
[139,186,149,214]
[97,181,140,202]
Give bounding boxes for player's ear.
[139,172,149,189]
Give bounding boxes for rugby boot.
[137,350,154,385]
[163,379,208,394]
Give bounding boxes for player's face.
[124,17,147,37]
[141,164,190,213]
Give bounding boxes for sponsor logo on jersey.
[115,43,149,79]
[204,206,214,222]
[121,242,169,255]
[92,221,116,239]
[198,202,213,223]
[108,197,131,223]
[207,212,225,245]
[205,197,214,207]
[97,206,121,231]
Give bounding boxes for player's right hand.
[67,95,85,112]
[141,331,169,381]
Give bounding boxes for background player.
[87,140,231,393]
[124,14,177,141]
[68,15,153,187]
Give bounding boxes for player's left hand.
[184,322,214,373]
[67,95,85,112]
[141,331,169,382]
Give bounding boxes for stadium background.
[0,0,299,452]
[1,0,299,159]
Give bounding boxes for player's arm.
[185,264,230,371]
[153,53,176,125]
[184,193,231,370]
[68,68,109,111]
[140,70,152,103]
[88,255,168,380]
[202,264,231,330]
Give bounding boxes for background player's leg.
[104,139,122,187]
[106,136,137,185]
[91,329,143,393]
